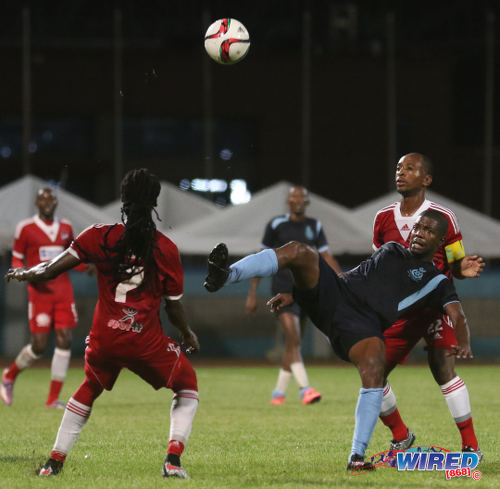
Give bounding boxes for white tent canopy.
[168,181,373,256]
[0,175,114,253]
[352,190,500,258]
[103,180,219,232]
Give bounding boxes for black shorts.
[271,270,302,318]
[293,256,384,361]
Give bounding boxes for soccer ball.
[204,18,250,65]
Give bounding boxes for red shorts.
[384,308,458,366]
[84,338,198,393]
[28,299,78,334]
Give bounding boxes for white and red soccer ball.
[204,18,250,65]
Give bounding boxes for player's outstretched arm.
[450,255,485,279]
[5,250,81,283]
[164,299,200,354]
[444,301,473,359]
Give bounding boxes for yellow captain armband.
[445,240,465,263]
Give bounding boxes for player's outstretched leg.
[204,243,279,292]
[204,241,318,293]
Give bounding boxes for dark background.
[1,1,499,217]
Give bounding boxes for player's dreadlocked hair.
[103,168,161,292]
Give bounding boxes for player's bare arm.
[444,301,473,359]
[449,255,485,279]
[5,250,81,283]
[164,299,200,354]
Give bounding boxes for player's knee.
[171,357,198,393]
[74,377,104,406]
[283,241,315,264]
[31,336,48,355]
[56,329,72,349]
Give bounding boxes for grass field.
[1,363,498,489]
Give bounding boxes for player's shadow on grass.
[0,454,37,463]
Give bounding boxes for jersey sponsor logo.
[39,245,64,261]
[61,233,69,240]
[35,313,51,327]
[407,267,426,282]
[107,308,143,333]
[400,224,410,231]
[305,225,314,240]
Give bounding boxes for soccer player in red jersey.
[1,187,83,409]
[6,169,200,478]
[373,153,484,458]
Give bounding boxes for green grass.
[1,364,499,488]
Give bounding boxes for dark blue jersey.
[294,242,459,361]
[262,214,329,294]
[341,242,459,327]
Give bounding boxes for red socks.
[167,440,185,456]
[380,408,408,442]
[457,418,478,450]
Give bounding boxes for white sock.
[14,344,41,370]
[380,382,398,416]
[52,397,91,457]
[290,362,309,389]
[275,369,292,394]
[169,390,199,445]
[51,348,71,382]
[440,376,472,423]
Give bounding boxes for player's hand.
[447,343,473,359]
[5,268,28,282]
[245,295,258,315]
[181,328,200,355]
[266,293,294,313]
[460,255,485,278]
[85,263,97,276]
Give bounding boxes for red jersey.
[69,224,184,355]
[12,215,76,300]
[372,199,465,279]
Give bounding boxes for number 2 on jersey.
[114,267,144,303]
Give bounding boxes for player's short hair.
[419,154,433,177]
[419,209,448,237]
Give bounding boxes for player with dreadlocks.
[6,168,200,479]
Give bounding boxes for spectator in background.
[245,186,341,405]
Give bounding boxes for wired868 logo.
[356,446,482,480]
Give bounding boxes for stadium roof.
[168,181,373,256]
[0,175,113,254]
[352,190,500,258]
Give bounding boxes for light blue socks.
[227,249,279,284]
[350,387,384,459]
